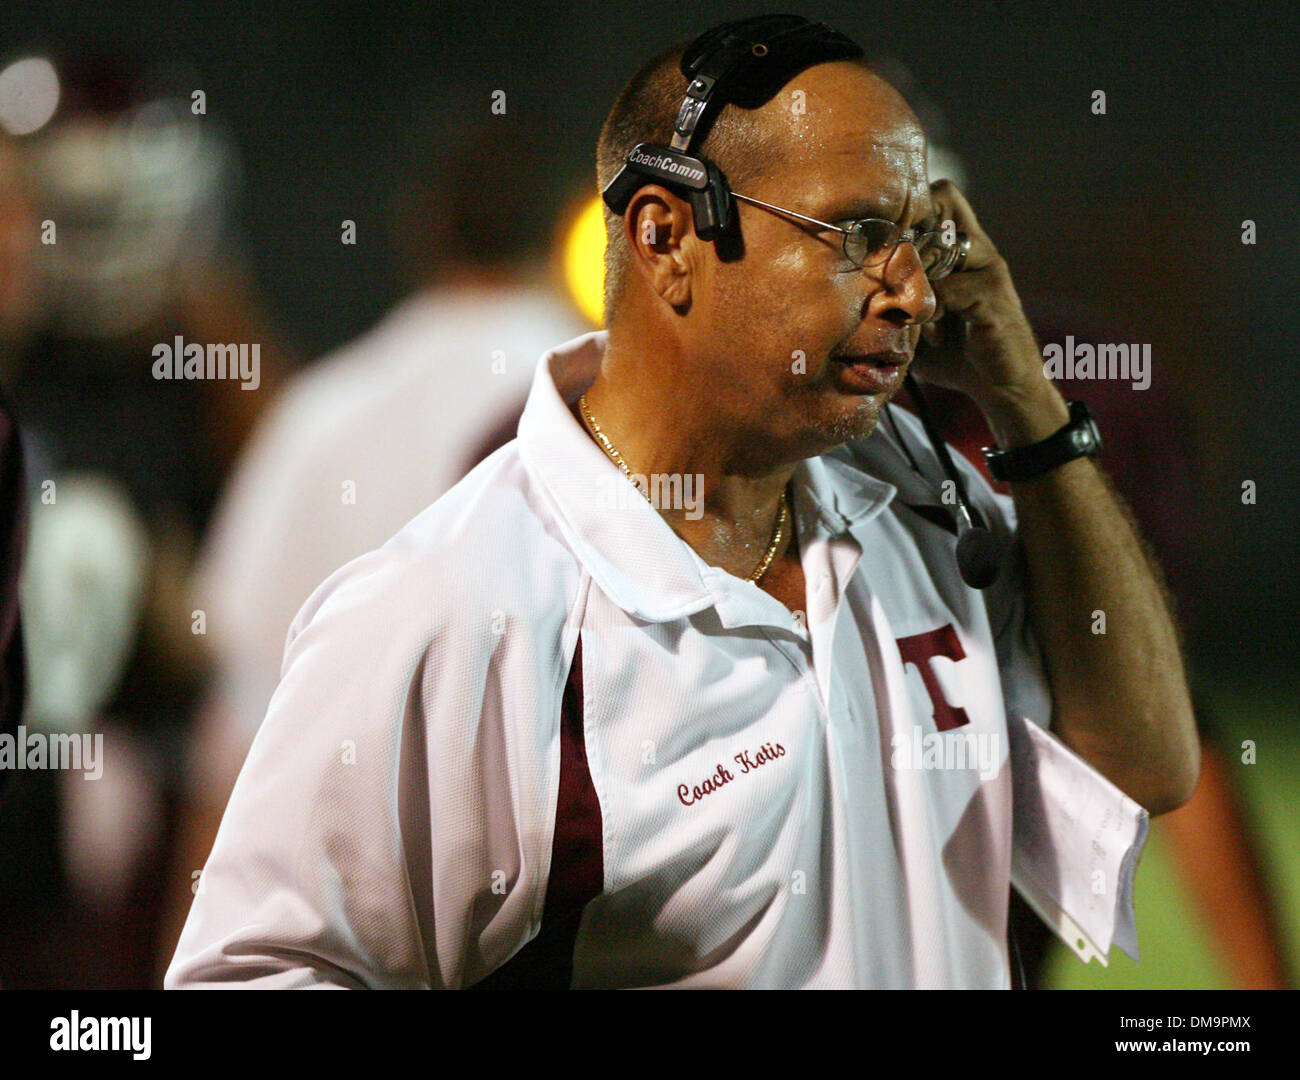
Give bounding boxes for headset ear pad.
[697,160,745,261]
[691,161,729,239]
[688,159,728,242]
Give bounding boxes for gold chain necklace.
[578,392,789,584]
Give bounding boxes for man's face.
[684,62,938,464]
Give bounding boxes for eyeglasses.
[731,191,960,280]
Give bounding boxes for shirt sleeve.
[166,505,574,990]
[165,549,440,988]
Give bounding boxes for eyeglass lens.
[844,221,947,273]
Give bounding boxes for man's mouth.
[829,350,910,395]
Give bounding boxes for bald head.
[596,45,919,317]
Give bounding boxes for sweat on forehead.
[750,62,926,173]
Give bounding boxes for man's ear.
[623,185,697,310]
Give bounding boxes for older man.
[167,15,1197,989]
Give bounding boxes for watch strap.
[982,400,1100,482]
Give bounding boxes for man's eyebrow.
[822,197,936,226]
[823,198,897,223]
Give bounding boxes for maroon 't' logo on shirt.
[895,624,970,732]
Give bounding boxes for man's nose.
[866,241,937,327]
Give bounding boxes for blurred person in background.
[158,105,584,980]
[0,52,293,988]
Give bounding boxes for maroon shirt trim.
[470,636,603,989]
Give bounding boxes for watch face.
[1067,402,1100,454]
[1084,419,1101,453]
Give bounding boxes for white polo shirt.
[166,329,1053,990]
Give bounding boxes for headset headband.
[672,15,863,152]
[602,14,864,233]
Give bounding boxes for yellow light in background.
[562,196,606,327]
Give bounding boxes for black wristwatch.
[981,400,1101,482]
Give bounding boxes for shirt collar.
[516,331,898,623]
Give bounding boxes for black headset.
[602,14,1005,590]
[602,14,863,243]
